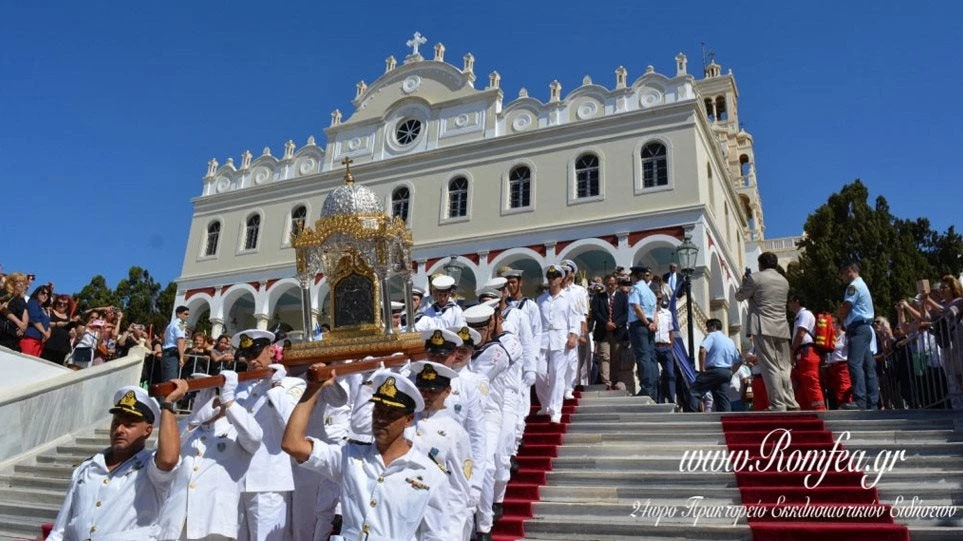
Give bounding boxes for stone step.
[555,440,963,458]
[0,500,60,521]
[0,513,46,540]
[521,516,751,540]
[0,474,71,491]
[13,463,76,479]
[0,486,66,506]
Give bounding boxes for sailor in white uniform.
[415,275,465,331]
[465,303,522,540]
[231,329,305,541]
[499,266,543,453]
[282,369,450,541]
[409,360,476,540]
[536,265,581,423]
[160,372,263,540]
[49,382,188,541]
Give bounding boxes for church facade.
[174,34,766,343]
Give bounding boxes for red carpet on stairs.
[720,413,909,541]
[490,392,581,541]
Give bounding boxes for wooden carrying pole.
[148,349,427,397]
[306,351,426,383]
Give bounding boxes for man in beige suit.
[735,252,799,411]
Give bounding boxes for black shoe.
[840,402,860,410]
[510,455,520,474]
[493,502,504,520]
[476,533,493,541]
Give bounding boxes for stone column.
[255,314,270,331]
[298,276,314,341]
[380,277,395,336]
[209,318,224,338]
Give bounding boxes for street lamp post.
[676,235,699,367]
[443,255,462,299]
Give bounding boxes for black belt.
[162,347,178,354]
[847,319,873,329]
[655,342,672,347]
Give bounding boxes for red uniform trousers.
[794,346,826,410]
[826,361,854,407]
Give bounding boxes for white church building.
[174,34,768,344]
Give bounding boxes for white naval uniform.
[469,336,517,533]
[300,438,450,541]
[160,403,263,540]
[501,305,537,453]
[49,447,178,541]
[412,408,476,541]
[444,365,489,505]
[235,376,303,541]
[508,296,542,449]
[292,380,351,541]
[563,283,590,391]
[536,290,581,418]
[414,301,466,331]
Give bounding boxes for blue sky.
[2,1,960,294]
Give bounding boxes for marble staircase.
[0,421,126,540]
[516,391,963,541]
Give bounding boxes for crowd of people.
[735,255,963,413]
[0,272,151,367]
[24,254,963,540]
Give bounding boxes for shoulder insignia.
[437,430,447,437]
[463,458,474,480]
[287,386,305,400]
[454,404,462,413]
[178,321,187,331]
[846,285,856,296]
[406,476,431,490]
[428,448,450,475]
[217,441,226,453]
[479,382,490,396]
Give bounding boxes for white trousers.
[239,491,291,541]
[540,348,569,417]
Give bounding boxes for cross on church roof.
[406,32,427,57]
[341,156,354,184]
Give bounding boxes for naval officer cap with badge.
[281,358,451,540]
[48,381,190,541]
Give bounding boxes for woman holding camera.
[41,295,73,364]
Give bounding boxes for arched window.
[509,166,531,208]
[448,177,468,218]
[290,205,306,236]
[641,143,668,188]
[704,98,715,122]
[575,154,600,198]
[204,221,220,256]
[244,214,260,250]
[715,96,728,121]
[392,187,410,222]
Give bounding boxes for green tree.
[73,275,121,316]
[115,266,162,328]
[789,180,963,322]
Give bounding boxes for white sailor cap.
[412,286,426,297]
[109,385,161,427]
[431,275,456,291]
[231,329,276,349]
[409,360,459,389]
[477,290,501,302]
[545,264,565,279]
[498,266,524,278]
[390,301,405,313]
[464,303,495,326]
[561,259,578,275]
[421,328,463,352]
[369,372,424,413]
[484,277,508,290]
[449,326,482,348]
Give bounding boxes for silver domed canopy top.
[321,182,383,217]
